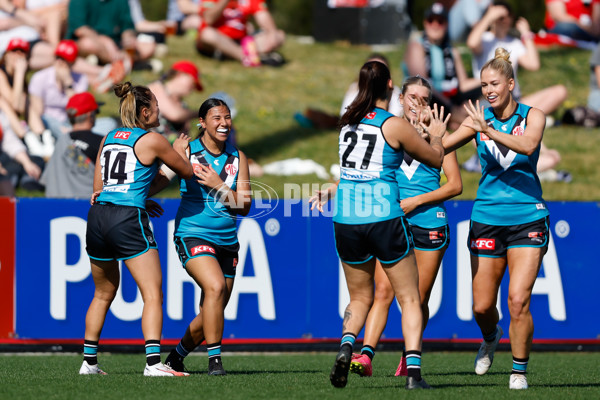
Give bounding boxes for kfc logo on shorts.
[471,238,496,250]
[429,231,444,240]
[225,164,237,176]
[191,245,216,256]
[365,112,376,119]
[114,131,131,140]
[512,126,524,136]
[233,258,238,267]
[528,231,545,243]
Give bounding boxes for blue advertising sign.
[14,198,600,340]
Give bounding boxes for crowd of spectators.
[0,0,285,197]
[1,0,596,196]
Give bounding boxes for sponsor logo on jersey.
[480,132,490,141]
[193,163,203,174]
[536,203,546,210]
[340,169,377,181]
[470,238,495,250]
[114,131,131,140]
[191,245,216,256]
[436,211,446,219]
[512,126,524,136]
[225,164,237,176]
[103,185,130,192]
[365,112,376,120]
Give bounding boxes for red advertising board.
[0,197,15,338]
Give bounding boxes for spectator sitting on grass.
[195,0,285,67]
[166,0,202,33]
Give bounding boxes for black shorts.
[174,237,239,278]
[334,217,413,265]
[86,203,157,261]
[468,216,549,258]
[410,224,450,251]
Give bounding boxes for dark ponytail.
[339,61,391,127]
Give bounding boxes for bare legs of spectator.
[197,27,244,61]
[521,84,568,117]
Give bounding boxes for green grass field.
[1,352,599,399]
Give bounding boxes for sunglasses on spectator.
[426,17,447,25]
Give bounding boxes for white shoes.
[79,360,107,375]
[144,362,190,377]
[509,373,528,389]
[474,325,503,375]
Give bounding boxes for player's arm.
[90,136,108,204]
[144,132,193,179]
[464,101,544,155]
[442,118,477,153]
[309,180,338,213]
[147,167,174,197]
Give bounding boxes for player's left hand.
[195,164,223,190]
[145,199,164,218]
[400,197,420,215]
[90,190,101,205]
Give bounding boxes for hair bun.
[113,82,133,98]
[494,47,511,65]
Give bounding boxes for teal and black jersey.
[473,103,549,225]
[396,153,447,228]
[96,127,158,209]
[174,138,240,245]
[333,107,404,225]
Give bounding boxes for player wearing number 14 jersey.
[83,82,192,377]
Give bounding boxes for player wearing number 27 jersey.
[96,127,159,209]
[334,107,404,225]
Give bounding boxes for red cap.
[6,38,30,53]
[171,60,203,91]
[55,39,78,63]
[66,92,101,117]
